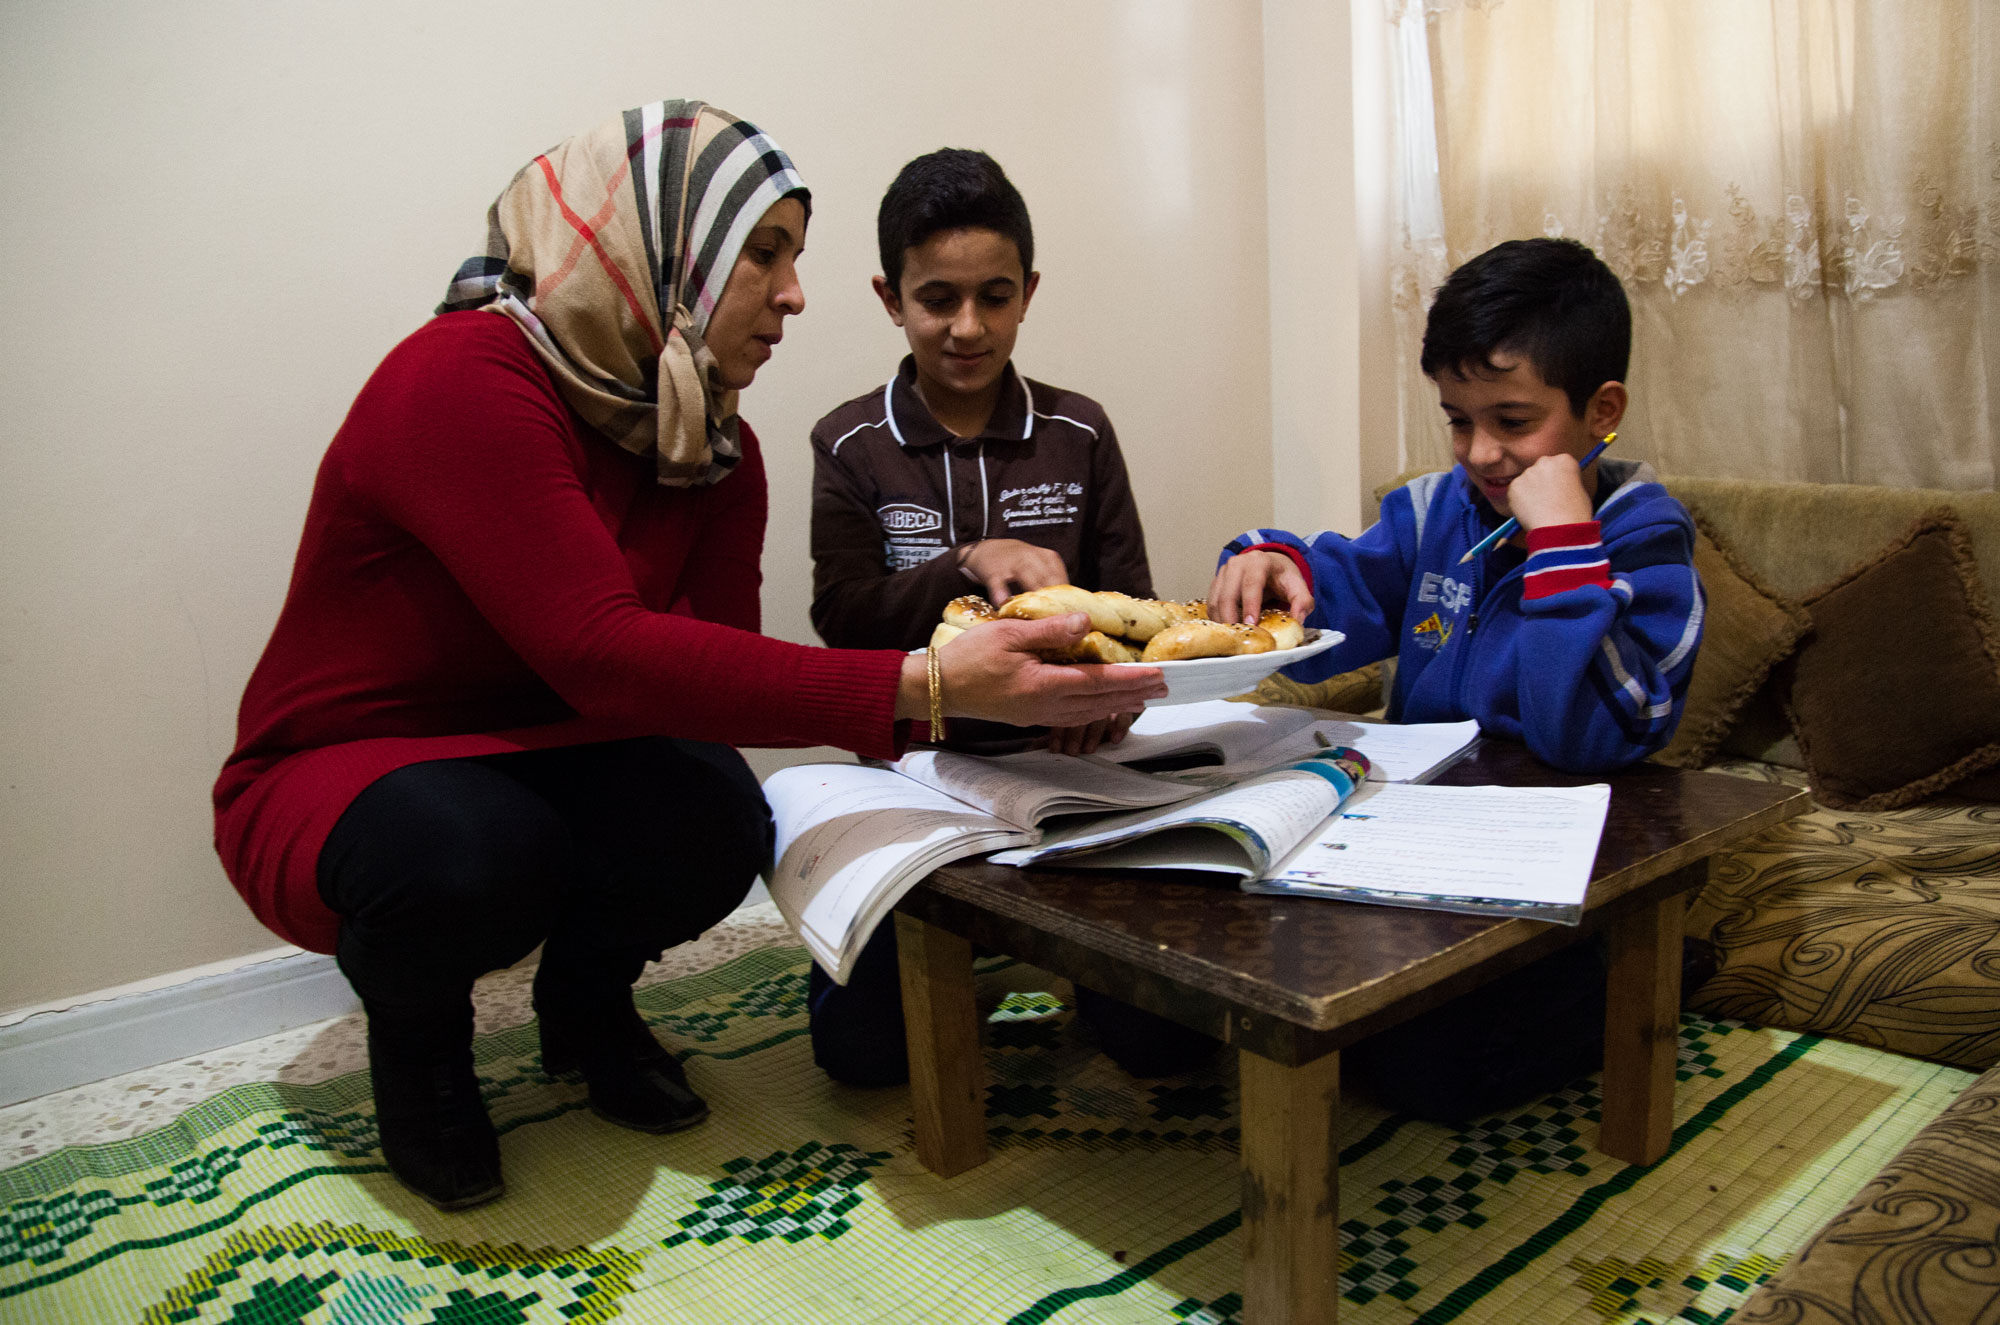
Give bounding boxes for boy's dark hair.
[877,148,1034,294]
[1419,238,1631,416]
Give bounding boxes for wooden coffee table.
[891,740,1808,1324]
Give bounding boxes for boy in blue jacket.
[1210,237,1701,775]
[1211,238,1705,1120]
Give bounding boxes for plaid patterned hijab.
[440,101,808,486]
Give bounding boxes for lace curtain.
[1385,0,1998,490]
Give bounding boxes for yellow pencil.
[1458,431,1617,564]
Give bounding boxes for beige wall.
[0,1,1377,1012]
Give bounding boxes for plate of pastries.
[926,585,1342,707]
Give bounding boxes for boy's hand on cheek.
[1507,455,1596,533]
[958,539,1069,606]
[1208,551,1313,626]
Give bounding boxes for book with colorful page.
[988,749,1372,879]
[762,742,1370,982]
[763,703,1572,984]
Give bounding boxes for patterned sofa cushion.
[1734,1062,2000,1324]
[1686,761,2000,1071]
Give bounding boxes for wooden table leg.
[1239,1048,1341,1324]
[895,912,988,1177]
[1599,871,1696,1165]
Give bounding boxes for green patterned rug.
[0,945,1971,1324]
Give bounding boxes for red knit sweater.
[214,313,908,953]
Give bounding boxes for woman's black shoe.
[578,1052,709,1133]
[540,1001,708,1133]
[369,1039,504,1211]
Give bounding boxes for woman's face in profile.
[704,197,808,391]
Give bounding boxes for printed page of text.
[1266,781,1609,907]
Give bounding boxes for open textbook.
[987,752,1370,876]
[756,712,1600,980]
[763,744,1370,982]
[763,706,1484,982]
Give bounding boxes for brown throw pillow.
[1780,508,2000,809]
[1653,515,1812,768]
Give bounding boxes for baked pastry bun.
[1095,592,1182,642]
[928,621,966,650]
[938,586,1265,665]
[1257,610,1305,652]
[1037,630,1142,665]
[943,595,997,630]
[1140,619,1276,662]
[995,584,1129,637]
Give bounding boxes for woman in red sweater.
[214,100,1162,1211]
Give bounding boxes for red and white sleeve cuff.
[1521,521,1612,599]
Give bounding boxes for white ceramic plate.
[1116,629,1344,706]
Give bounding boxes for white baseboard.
[0,951,361,1109]
[0,892,779,1109]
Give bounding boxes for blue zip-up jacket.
[1223,459,1703,773]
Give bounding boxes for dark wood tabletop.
[896,739,1808,1059]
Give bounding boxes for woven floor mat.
[0,944,1970,1324]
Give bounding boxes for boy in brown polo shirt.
[808,148,1152,654]
[806,150,1203,1087]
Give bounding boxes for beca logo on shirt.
[878,503,943,534]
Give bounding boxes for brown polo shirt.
[809,356,1153,650]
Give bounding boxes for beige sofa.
[1668,478,2000,1321]
[1257,474,2000,1319]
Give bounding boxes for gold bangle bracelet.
[926,643,946,742]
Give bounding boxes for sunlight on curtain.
[1403,0,1997,489]
[1385,0,1451,478]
